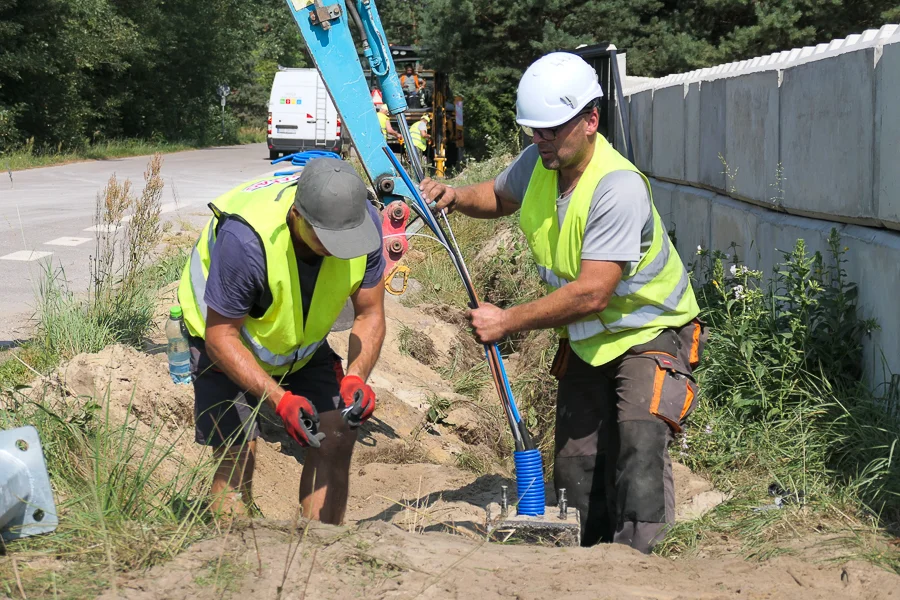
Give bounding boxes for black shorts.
[190,338,344,447]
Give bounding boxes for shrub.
[686,230,899,520]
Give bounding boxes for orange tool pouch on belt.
[643,352,698,434]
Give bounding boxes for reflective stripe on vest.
[185,223,324,369]
[239,328,324,367]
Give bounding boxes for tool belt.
[548,319,708,433]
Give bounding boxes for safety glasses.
[521,106,596,142]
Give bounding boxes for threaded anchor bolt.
[558,488,568,520]
[500,485,508,518]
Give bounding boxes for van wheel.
[269,150,279,161]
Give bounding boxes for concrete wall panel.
[651,84,687,180]
[725,71,780,205]
[710,197,762,270]
[753,212,834,281]
[685,82,701,182]
[629,89,653,173]
[699,78,727,190]
[648,180,676,228]
[657,177,900,389]
[670,185,713,259]
[615,96,630,157]
[780,49,876,220]
[875,41,900,226]
[841,226,900,387]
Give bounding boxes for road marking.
[160,201,187,213]
[82,201,190,232]
[1,250,53,261]
[45,236,91,247]
[83,223,122,233]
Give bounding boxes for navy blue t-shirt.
[204,201,385,322]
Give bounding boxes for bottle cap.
[169,306,183,319]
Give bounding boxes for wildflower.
[730,264,749,276]
[697,245,702,255]
[704,424,713,435]
[734,284,745,300]
[712,279,719,288]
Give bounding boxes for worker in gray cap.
[177,157,386,524]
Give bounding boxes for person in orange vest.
[400,65,425,107]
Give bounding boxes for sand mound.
[27,292,877,599]
[99,518,899,600]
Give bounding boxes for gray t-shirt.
[494,144,653,265]
[204,201,385,323]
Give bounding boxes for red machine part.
[381,201,411,296]
[382,200,410,273]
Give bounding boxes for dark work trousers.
[551,319,708,553]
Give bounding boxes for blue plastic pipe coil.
[513,449,546,516]
[271,150,341,174]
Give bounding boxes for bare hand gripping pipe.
[383,148,546,515]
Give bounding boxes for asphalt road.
[0,143,278,343]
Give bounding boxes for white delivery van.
[266,68,344,160]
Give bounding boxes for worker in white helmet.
[419,52,707,554]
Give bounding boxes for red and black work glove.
[275,392,326,448]
[339,375,376,428]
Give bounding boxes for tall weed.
[687,230,899,521]
[31,154,167,363]
[0,389,215,596]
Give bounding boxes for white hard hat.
[516,52,604,129]
[377,103,388,113]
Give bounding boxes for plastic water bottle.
[166,306,191,385]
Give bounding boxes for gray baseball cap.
[293,158,380,259]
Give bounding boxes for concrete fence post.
[0,425,58,543]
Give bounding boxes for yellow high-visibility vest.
[177,176,366,375]
[410,119,428,151]
[519,136,699,366]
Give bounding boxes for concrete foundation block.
[652,84,687,180]
[753,212,835,282]
[840,225,900,389]
[710,196,762,270]
[779,49,876,221]
[629,89,654,173]
[699,78,727,190]
[685,82,701,182]
[875,41,900,227]
[648,179,676,227]
[669,186,713,259]
[725,71,781,206]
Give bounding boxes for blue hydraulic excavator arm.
[282,0,423,201]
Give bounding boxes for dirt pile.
[29,291,723,533]
[23,291,895,599]
[99,518,900,600]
